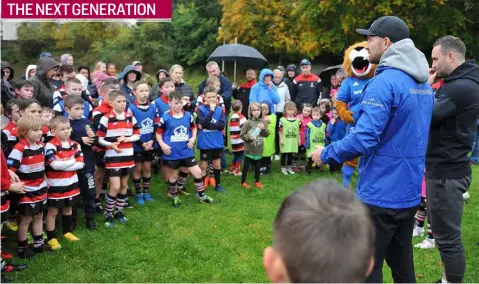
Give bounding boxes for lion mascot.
[335,41,377,189]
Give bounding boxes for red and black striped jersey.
[229,112,247,152]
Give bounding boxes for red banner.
[1,0,172,21]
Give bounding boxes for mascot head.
[342,42,376,79]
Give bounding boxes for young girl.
[261,101,276,174]
[279,101,301,175]
[294,103,313,171]
[7,116,48,258]
[240,102,270,189]
[412,173,435,249]
[305,107,326,175]
[92,62,115,92]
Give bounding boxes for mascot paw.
[343,111,355,124]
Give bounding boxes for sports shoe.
[171,196,181,208]
[414,237,435,249]
[143,193,156,202]
[287,167,296,175]
[124,199,134,209]
[412,225,425,237]
[215,185,226,193]
[136,193,145,205]
[463,191,470,201]
[95,202,104,213]
[241,182,251,189]
[6,221,18,232]
[200,195,215,203]
[254,182,264,189]
[114,211,128,223]
[234,166,242,176]
[2,262,28,273]
[1,251,13,260]
[63,232,80,241]
[104,216,114,228]
[86,219,97,231]
[281,167,289,175]
[47,238,62,250]
[229,164,235,173]
[17,246,36,259]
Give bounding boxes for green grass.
[3,162,478,283]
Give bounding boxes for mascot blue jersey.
[336,77,370,126]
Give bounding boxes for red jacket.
[1,151,11,213]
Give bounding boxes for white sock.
[442,277,448,284]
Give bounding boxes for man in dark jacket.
[1,62,15,107]
[198,61,233,112]
[291,59,323,109]
[30,57,60,107]
[426,35,479,284]
[284,64,297,97]
[233,69,256,117]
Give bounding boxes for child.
[240,102,270,189]
[153,77,176,119]
[326,108,346,173]
[263,179,374,283]
[52,64,77,107]
[294,103,313,171]
[13,80,34,100]
[66,95,98,230]
[53,78,92,119]
[412,174,435,249]
[305,107,326,175]
[156,91,215,207]
[18,99,52,143]
[40,107,54,126]
[318,98,332,125]
[129,80,158,204]
[7,116,48,258]
[92,62,115,92]
[229,100,247,176]
[195,76,226,113]
[261,101,276,174]
[279,101,300,175]
[2,99,21,156]
[44,116,84,250]
[197,86,227,193]
[97,90,140,228]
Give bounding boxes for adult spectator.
[276,65,286,77]
[25,65,36,80]
[291,59,323,110]
[120,64,142,103]
[426,35,479,284]
[232,69,256,117]
[1,61,14,81]
[149,69,170,101]
[198,61,233,113]
[77,65,99,99]
[335,68,346,85]
[30,57,60,107]
[311,16,434,282]
[1,62,15,107]
[61,54,74,65]
[170,64,196,112]
[133,60,152,85]
[472,119,479,165]
[249,69,280,113]
[284,64,297,97]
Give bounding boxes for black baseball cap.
[356,16,409,43]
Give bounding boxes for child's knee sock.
[115,194,127,213]
[62,214,72,235]
[142,177,151,193]
[416,199,426,227]
[177,171,188,191]
[133,178,142,194]
[213,169,221,187]
[105,194,117,217]
[342,165,354,188]
[194,178,206,198]
[168,181,178,196]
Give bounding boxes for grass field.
[3,161,478,283]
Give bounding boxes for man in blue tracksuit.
[312,16,434,282]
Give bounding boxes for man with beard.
[233,69,257,117]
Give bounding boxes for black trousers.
[365,205,418,283]
[274,112,283,155]
[72,169,96,221]
[241,157,261,183]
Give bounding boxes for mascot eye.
[354,47,364,51]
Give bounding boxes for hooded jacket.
[120,65,142,103]
[1,62,15,107]
[77,65,99,98]
[249,69,280,114]
[30,57,60,107]
[25,65,36,80]
[149,69,170,101]
[320,39,434,209]
[1,61,14,81]
[426,60,479,178]
[274,80,291,113]
[240,108,269,156]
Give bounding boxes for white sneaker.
[274,155,280,161]
[414,237,435,249]
[281,167,289,175]
[463,191,470,201]
[412,225,425,237]
[287,167,295,175]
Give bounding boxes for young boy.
[2,99,21,156]
[97,90,140,228]
[7,116,48,258]
[197,86,227,193]
[263,179,374,283]
[52,64,77,107]
[44,116,84,250]
[129,80,158,204]
[66,95,98,230]
[156,91,215,207]
[18,99,53,144]
[305,107,326,175]
[229,100,247,176]
[54,78,92,119]
[13,80,34,100]
[40,107,54,126]
[195,76,225,113]
[326,107,346,173]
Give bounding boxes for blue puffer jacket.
[321,39,435,209]
[249,69,280,113]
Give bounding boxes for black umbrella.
[207,44,268,67]
[319,64,342,88]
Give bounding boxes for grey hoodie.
[30,57,60,107]
[379,39,430,83]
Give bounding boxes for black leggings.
[280,153,293,167]
[241,157,261,183]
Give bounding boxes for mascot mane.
[342,41,376,79]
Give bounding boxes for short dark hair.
[59,64,75,76]
[203,85,217,95]
[302,103,313,110]
[108,90,126,102]
[41,107,54,115]
[232,100,243,112]
[168,91,182,102]
[5,99,21,117]
[14,79,33,90]
[133,79,149,90]
[64,95,85,109]
[311,106,321,115]
[433,35,466,58]
[18,98,41,111]
[158,77,174,89]
[101,78,120,93]
[273,179,374,283]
